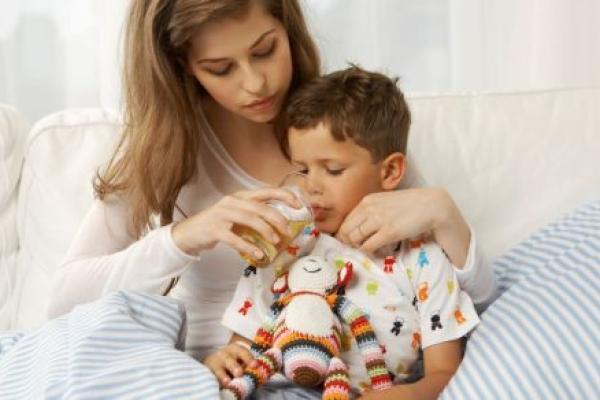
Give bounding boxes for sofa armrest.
[0,103,30,330]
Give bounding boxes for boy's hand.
[203,342,256,386]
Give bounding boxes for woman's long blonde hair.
[95,0,320,238]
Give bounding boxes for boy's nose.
[305,174,323,195]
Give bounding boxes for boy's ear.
[379,152,406,190]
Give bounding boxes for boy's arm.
[359,340,462,400]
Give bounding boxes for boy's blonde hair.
[278,65,411,162]
[95,0,320,237]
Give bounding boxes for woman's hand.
[336,188,471,267]
[203,342,256,387]
[171,188,301,257]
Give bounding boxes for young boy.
[221,66,479,399]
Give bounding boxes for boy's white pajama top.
[222,233,480,389]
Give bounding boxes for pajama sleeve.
[407,241,480,349]
[221,267,275,340]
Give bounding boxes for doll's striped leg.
[221,348,283,400]
[322,356,351,400]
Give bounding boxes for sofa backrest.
[8,87,600,330]
[0,103,29,330]
[14,108,120,329]
[408,87,600,260]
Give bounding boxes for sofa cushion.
[14,109,120,330]
[407,87,600,260]
[0,104,29,330]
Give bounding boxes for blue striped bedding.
[441,200,600,399]
[0,291,219,399]
[1,201,598,399]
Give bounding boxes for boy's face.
[288,122,385,234]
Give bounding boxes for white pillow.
[0,104,29,330]
[13,108,120,330]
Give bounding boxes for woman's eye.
[326,168,345,176]
[296,168,308,176]
[207,64,232,76]
[253,42,276,58]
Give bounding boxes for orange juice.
[237,219,312,267]
[236,186,312,267]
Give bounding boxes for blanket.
[0,291,218,399]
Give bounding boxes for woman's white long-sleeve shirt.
[47,112,497,360]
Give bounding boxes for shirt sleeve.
[453,226,499,310]
[47,197,200,319]
[408,241,480,349]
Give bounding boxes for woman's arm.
[48,186,304,319]
[359,340,462,400]
[47,197,198,319]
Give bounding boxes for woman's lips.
[245,95,275,111]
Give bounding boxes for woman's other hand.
[171,187,301,257]
[336,188,471,267]
[203,341,256,387]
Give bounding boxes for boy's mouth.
[310,205,328,220]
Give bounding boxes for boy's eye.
[296,168,309,176]
[253,41,276,58]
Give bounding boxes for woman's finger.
[224,206,282,245]
[337,210,367,245]
[234,188,302,208]
[226,197,291,238]
[355,220,378,248]
[347,225,365,248]
[219,230,264,260]
[360,230,388,254]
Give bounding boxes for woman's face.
[186,1,293,123]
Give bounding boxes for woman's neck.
[202,97,294,186]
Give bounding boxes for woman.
[47,0,495,391]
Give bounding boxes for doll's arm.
[249,295,290,355]
[333,295,392,390]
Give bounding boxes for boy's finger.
[223,354,244,377]
[211,366,231,386]
[230,344,255,366]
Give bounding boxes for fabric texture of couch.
[1,87,599,331]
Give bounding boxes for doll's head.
[271,255,353,295]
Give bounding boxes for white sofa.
[1,87,599,331]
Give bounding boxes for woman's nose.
[241,65,266,94]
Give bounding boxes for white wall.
[1,0,599,122]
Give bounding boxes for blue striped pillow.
[441,200,600,399]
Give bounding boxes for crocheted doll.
[221,255,392,400]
